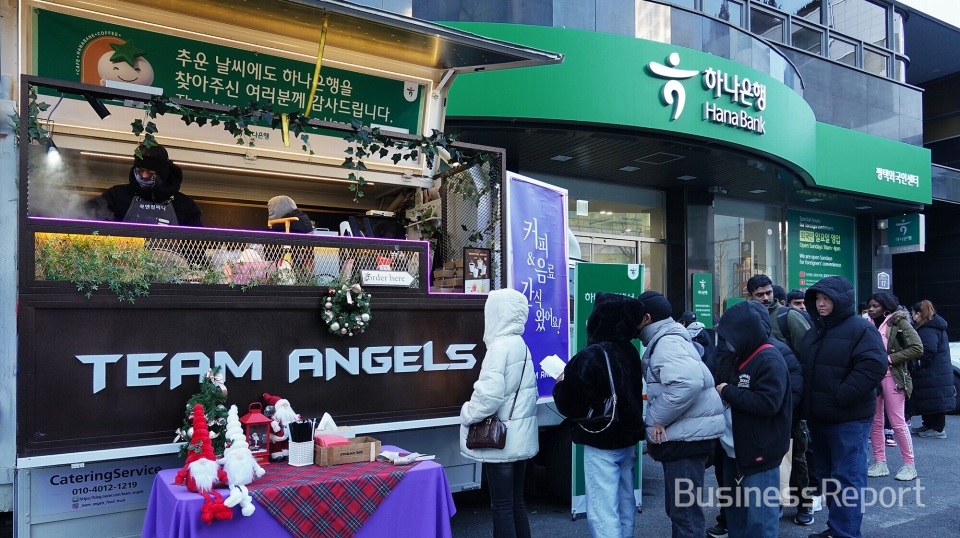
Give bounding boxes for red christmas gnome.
[175,404,233,524]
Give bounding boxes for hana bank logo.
[895,219,911,235]
[647,53,699,120]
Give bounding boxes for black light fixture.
[83,93,111,120]
[42,136,61,162]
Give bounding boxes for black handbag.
[570,345,619,434]
[465,350,529,450]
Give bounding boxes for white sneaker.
[868,461,889,477]
[895,464,917,481]
[812,495,823,513]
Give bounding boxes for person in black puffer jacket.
[716,300,791,538]
[796,276,886,538]
[267,196,313,233]
[88,144,202,226]
[553,292,645,538]
[908,300,958,437]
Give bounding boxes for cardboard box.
[315,436,381,466]
[433,268,456,278]
[443,260,465,269]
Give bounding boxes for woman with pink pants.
[865,292,923,481]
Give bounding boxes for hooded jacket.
[797,276,887,423]
[771,337,804,414]
[908,314,958,415]
[460,289,539,462]
[716,301,791,475]
[94,164,203,226]
[553,292,646,449]
[268,196,313,233]
[639,317,725,449]
[878,309,923,398]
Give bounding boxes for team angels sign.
[648,52,768,134]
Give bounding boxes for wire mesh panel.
[34,232,421,290]
[440,153,503,290]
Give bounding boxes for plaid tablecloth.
[247,460,409,538]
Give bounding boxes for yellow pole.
[304,13,330,118]
[280,113,290,146]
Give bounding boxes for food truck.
[6,1,563,534]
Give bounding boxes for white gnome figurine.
[218,405,265,516]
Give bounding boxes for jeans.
[662,454,710,538]
[723,457,780,538]
[809,418,872,538]
[923,412,946,432]
[583,445,637,538]
[485,460,531,538]
[871,372,915,464]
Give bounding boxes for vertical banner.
[691,272,714,329]
[787,210,856,292]
[506,172,570,399]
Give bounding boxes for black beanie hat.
[638,291,673,323]
[133,144,171,180]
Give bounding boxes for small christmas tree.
[175,366,229,458]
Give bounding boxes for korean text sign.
[787,209,856,291]
[34,9,424,134]
[507,173,569,398]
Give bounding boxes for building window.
[757,0,822,23]
[791,23,823,54]
[713,200,784,314]
[827,0,887,48]
[863,47,889,77]
[751,7,785,43]
[704,0,743,27]
[828,35,857,66]
[893,10,905,54]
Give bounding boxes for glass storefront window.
[829,36,857,66]
[791,23,823,54]
[863,47,888,77]
[704,0,743,26]
[713,200,784,315]
[827,0,887,48]
[573,236,665,294]
[759,0,822,23]
[751,8,784,43]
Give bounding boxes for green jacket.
[768,302,810,351]
[883,310,923,398]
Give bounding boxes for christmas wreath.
[323,279,372,336]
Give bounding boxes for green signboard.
[571,262,644,518]
[787,210,856,292]
[34,9,424,133]
[691,272,714,329]
[443,23,932,205]
[815,123,931,205]
[888,213,925,254]
[573,263,645,353]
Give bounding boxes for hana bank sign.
[647,52,767,134]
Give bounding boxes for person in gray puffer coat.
[460,288,538,538]
[637,291,725,538]
[267,195,313,233]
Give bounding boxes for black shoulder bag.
[570,345,619,434]
[465,350,529,450]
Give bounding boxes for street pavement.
[450,415,960,537]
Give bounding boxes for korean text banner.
[507,173,569,398]
[33,9,424,133]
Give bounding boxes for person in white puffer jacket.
[460,288,539,538]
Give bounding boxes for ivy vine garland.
[323,280,372,336]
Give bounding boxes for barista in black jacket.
[796,275,886,538]
[716,300,791,538]
[90,144,202,226]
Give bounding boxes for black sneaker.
[808,530,837,538]
[794,506,815,526]
[706,524,728,538]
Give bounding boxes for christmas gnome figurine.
[174,404,233,524]
[263,393,300,462]
[219,405,265,516]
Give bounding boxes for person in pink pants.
[865,292,923,481]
